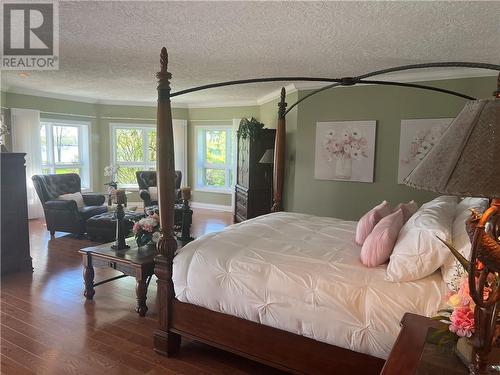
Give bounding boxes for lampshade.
[259,148,274,164]
[404,99,500,198]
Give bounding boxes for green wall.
[2,75,494,215]
[1,92,259,206]
[292,76,495,220]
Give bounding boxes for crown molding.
[256,84,297,106]
[2,86,258,109]
[3,68,496,110]
[183,99,259,109]
[288,68,497,91]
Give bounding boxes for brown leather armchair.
[136,170,182,208]
[32,173,107,237]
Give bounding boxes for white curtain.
[231,118,241,211]
[11,108,44,219]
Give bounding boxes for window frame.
[195,125,234,194]
[40,118,92,190]
[110,122,157,189]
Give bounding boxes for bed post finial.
[278,87,287,119]
[157,47,172,90]
[272,87,287,212]
[154,46,181,357]
[160,47,168,71]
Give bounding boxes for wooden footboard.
[152,47,384,374]
[169,299,384,374]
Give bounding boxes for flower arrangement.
[133,213,161,247]
[0,115,9,151]
[437,275,476,338]
[104,164,118,184]
[104,165,119,204]
[407,124,447,162]
[322,128,369,162]
[433,234,496,344]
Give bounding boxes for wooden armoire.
[234,126,276,223]
[1,153,33,275]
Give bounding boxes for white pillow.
[58,192,84,209]
[455,197,489,218]
[386,195,458,282]
[148,186,158,201]
[441,197,489,290]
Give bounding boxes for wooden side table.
[381,313,468,375]
[79,238,156,316]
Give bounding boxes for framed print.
[314,120,376,182]
[398,118,452,183]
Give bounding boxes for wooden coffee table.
[79,238,156,316]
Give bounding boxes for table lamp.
[404,76,500,374]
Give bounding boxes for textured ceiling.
[1,1,500,106]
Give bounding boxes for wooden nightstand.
[381,313,468,375]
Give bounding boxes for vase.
[335,155,352,179]
[455,337,473,368]
[456,337,500,374]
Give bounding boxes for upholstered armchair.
[136,170,182,208]
[32,173,107,237]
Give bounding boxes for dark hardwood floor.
[1,208,284,375]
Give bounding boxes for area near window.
[40,119,91,189]
[110,121,187,188]
[196,126,234,193]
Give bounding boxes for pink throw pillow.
[393,200,418,223]
[360,209,405,267]
[355,201,392,245]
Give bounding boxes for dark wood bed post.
[153,47,181,356]
[271,87,287,212]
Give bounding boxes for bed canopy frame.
[154,46,500,374]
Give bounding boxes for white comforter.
[173,212,447,359]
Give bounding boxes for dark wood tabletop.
[79,237,156,265]
[381,313,442,375]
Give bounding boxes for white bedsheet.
[173,212,447,359]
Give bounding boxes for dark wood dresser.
[1,152,33,275]
[234,128,276,223]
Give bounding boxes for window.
[111,124,156,187]
[40,120,91,189]
[196,126,234,192]
[110,121,187,189]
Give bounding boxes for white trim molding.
[190,201,233,212]
[3,68,496,109]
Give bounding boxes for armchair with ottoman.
[136,170,182,208]
[32,173,107,237]
[136,170,193,241]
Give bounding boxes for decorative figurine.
[111,189,130,250]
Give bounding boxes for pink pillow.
[360,209,405,267]
[393,200,418,223]
[355,201,392,245]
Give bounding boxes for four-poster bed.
[153,47,500,374]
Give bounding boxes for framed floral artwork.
[314,120,377,182]
[397,118,453,183]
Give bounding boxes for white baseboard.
[126,200,232,213]
[190,202,233,212]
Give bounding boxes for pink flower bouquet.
[322,128,369,162]
[133,212,161,246]
[439,276,476,338]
